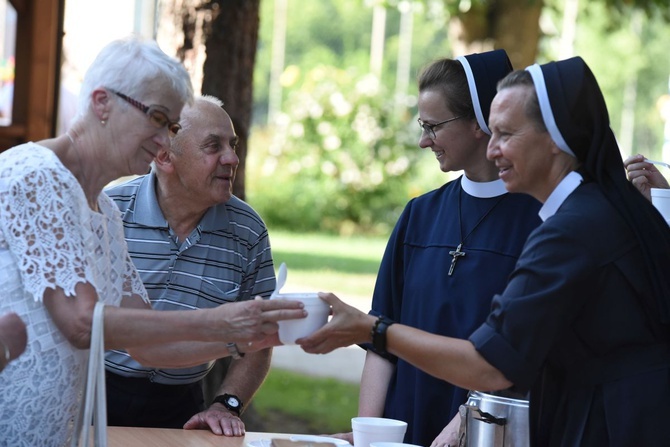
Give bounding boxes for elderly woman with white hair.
[299,57,670,446]
[0,37,303,446]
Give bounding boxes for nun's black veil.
[538,57,670,323]
[458,49,513,135]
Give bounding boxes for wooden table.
[106,427,293,447]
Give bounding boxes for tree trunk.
[157,0,259,201]
[447,0,544,69]
[201,0,259,201]
[156,0,259,404]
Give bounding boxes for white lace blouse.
[0,143,148,447]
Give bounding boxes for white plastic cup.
[651,188,670,225]
[276,292,330,345]
[351,417,408,447]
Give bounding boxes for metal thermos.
[461,391,529,447]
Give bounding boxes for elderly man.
[104,95,275,437]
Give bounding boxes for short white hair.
[77,35,193,119]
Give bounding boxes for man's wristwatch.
[213,393,243,416]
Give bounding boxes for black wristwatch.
[371,315,395,355]
[213,393,243,416]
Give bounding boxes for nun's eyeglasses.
[418,116,464,140]
[111,90,182,136]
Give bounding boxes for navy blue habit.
[371,176,540,446]
[470,57,670,446]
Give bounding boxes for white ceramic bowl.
[351,417,407,447]
[276,292,330,345]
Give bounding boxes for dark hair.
[418,58,475,120]
[497,70,546,132]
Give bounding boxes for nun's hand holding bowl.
[624,154,670,201]
[296,292,375,354]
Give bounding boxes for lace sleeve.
[123,249,150,303]
[0,166,93,301]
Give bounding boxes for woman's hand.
[212,297,306,344]
[624,154,670,201]
[430,412,462,447]
[297,292,375,354]
[0,312,28,371]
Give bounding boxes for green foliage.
[253,0,376,123]
[253,368,360,433]
[572,1,670,158]
[599,0,670,22]
[250,0,453,235]
[249,0,670,235]
[249,65,422,235]
[254,0,450,125]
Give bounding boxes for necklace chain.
[448,188,506,276]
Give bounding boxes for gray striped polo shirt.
[103,172,276,384]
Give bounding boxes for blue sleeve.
[362,201,414,359]
[469,221,595,391]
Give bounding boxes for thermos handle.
[472,408,507,426]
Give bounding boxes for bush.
[248,65,424,236]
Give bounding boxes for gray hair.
[169,95,227,154]
[76,35,193,119]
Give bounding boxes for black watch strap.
[371,315,395,355]
[213,393,243,416]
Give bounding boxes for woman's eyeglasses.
[418,115,464,140]
[111,90,181,136]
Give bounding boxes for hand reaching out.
[212,296,306,344]
[297,293,375,354]
[430,412,462,447]
[624,154,670,201]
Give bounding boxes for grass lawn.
[250,231,389,433]
[251,368,360,434]
[268,230,388,298]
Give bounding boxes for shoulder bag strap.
[74,301,107,447]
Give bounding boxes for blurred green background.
[247,0,670,236]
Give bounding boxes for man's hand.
[183,404,245,436]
